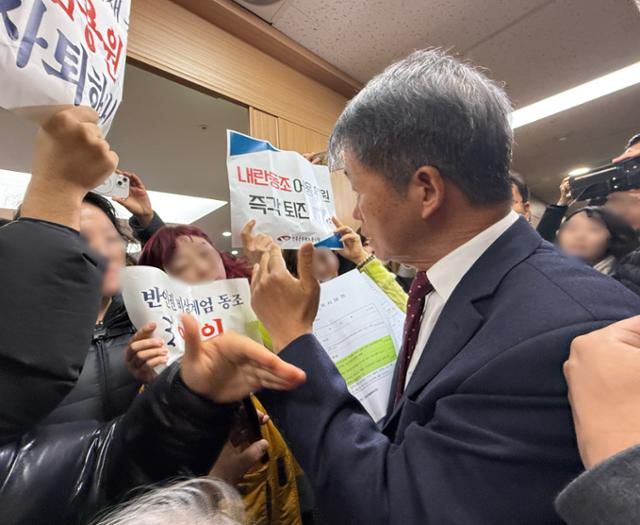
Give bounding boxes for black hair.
[82,192,128,239]
[509,172,529,203]
[560,206,639,261]
[14,192,126,241]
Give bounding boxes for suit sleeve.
[259,328,594,525]
[0,362,235,525]
[0,219,105,442]
[556,445,640,525]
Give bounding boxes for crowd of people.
[2,48,640,525]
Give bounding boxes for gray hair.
[329,48,513,205]
[93,478,245,525]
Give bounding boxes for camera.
[568,155,640,202]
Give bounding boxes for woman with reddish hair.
[139,224,251,283]
[134,223,307,525]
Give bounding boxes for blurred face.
[80,203,126,297]
[557,212,609,264]
[606,192,640,231]
[511,184,531,221]
[313,248,339,283]
[166,235,226,284]
[345,152,421,263]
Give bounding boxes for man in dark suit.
[244,48,640,524]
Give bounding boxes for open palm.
[179,314,306,404]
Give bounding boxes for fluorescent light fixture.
[222,231,232,237]
[511,61,640,129]
[568,166,591,177]
[0,169,226,224]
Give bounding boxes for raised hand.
[112,170,154,227]
[250,244,320,353]
[23,107,119,229]
[179,314,306,403]
[333,216,369,265]
[241,219,275,266]
[565,316,640,468]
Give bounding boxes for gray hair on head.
[93,478,245,525]
[329,48,514,205]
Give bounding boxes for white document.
[122,266,262,373]
[0,0,131,133]
[313,270,406,422]
[227,130,338,249]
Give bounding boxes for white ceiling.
[0,64,248,251]
[236,0,640,203]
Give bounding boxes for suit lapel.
[382,217,543,432]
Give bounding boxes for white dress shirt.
[404,211,519,386]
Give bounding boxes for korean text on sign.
[0,0,131,133]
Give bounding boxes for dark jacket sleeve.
[129,211,165,245]
[0,219,105,442]
[556,445,640,524]
[259,331,590,525]
[536,205,568,243]
[0,362,235,525]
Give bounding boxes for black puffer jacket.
[0,219,233,525]
[43,295,139,424]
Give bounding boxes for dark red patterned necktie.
[394,271,433,405]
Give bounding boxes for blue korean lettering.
[42,30,88,105]
[0,0,21,40]
[16,0,48,68]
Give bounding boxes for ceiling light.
[222,231,232,237]
[231,250,239,255]
[568,167,591,177]
[511,61,640,129]
[0,169,226,224]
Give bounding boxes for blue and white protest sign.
[227,130,338,249]
[0,0,131,133]
[122,266,262,373]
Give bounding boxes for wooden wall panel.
[277,118,328,154]
[128,0,347,137]
[276,119,359,229]
[249,108,279,146]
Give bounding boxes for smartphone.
[93,172,130,199]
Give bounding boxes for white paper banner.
[227,130,338,249]
[313,270,405,422]
[122,266,262,372]
[0,0,131,133]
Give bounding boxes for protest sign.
[122,266,262,373]
[313,270,405,422]
[0,0,131,133]
[227,130,339,249]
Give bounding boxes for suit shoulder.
[511,243,640,320]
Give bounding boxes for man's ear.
[414,166,445,220]
[524,202,532,222]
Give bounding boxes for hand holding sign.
[21,106,118,229]
[333,217,369,266]
[179,314,306,404]
[124,322,169,384]
[241,219,276,266]
[251,244,321,353]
